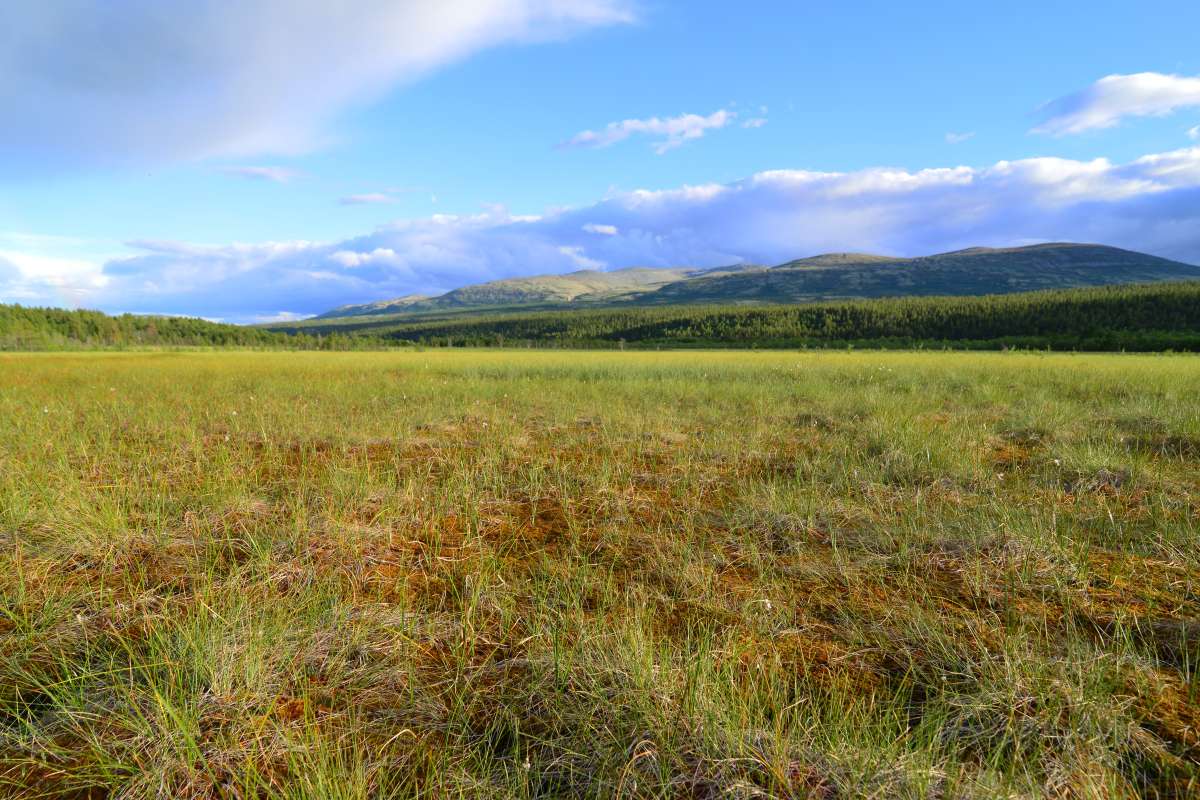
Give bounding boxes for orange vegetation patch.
[989,428,1049,470]
[1127,666,1200,761]
[272,695,335,724]
[1084,551,1199,616]
[1075,551,1200,665]
[477,493,574,557]
[733,630,884,692]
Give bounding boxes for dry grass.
[0,349,1197,798]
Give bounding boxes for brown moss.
[733,630,884,693]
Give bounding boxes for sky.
[3,1,1200,322]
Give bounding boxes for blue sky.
[3,1,1200,321]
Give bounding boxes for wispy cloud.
[8,145,1198,321]
[1033,72,1200,135]
[741,105,769,129]
[221,166,301,183]
[945,131,975,144]
[0,1,635,170]
[563,109,736,154]
[339,193,396,206]
[1190,125,1200,141]
[339,186,429,205]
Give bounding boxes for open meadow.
[1,349,1198,798]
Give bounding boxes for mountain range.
[311,243,1200,321]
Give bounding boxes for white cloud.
[340,193,396,206]
[558,245,606,270]
[0,0,634,169]
[330,248,400,267]
[1033,72,1200,136]
[253,311,309,323]
[6,147,1200,321]
[945,131,975,144]
[742,118,769,129]
[220,165,301,183]
[1189,125,1200,141]
[563,110,735,154]
[0,249,109,306]
[0,232,121,307]
[0,250,102,283]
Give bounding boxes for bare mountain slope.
[314,264,760,318]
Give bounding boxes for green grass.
[1,350,1198,798]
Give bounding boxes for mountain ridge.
[313,264,762,319]
[310,243,1199,321]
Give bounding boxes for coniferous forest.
[264,281,1200,351]
[0,305,383,351]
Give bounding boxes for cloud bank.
[563,110,736,154]
[5,147,1200,321]
[0,0,634,169]
[1034,72,1200,135]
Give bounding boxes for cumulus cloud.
[563,110,735,154]
[1033,72,1200,135]
[330,248,400,267]
[221,166,302,183]
[0,249,110,307]
[6,147,1200,321]
[945,131,975,144]
[0,0,634,169]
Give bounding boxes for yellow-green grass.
[1,350,1198,798]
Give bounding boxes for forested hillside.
[642,243,1200,304]
[267,281,1200,351]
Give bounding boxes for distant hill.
[318,294,433,318]
[309,243,1200,322]
[643,243,1200,304]
[314,264,760,318]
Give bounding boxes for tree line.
[9,281,1200,352]
[0,305,393,351]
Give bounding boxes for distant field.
[2,350,1198,798]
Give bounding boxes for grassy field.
[1,350,1198,798]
